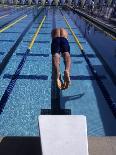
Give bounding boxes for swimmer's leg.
[52,53,62,89]
[62,52,71,89]
[63,52,71,73]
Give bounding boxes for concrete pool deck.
[0,136,116,155]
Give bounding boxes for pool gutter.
[65,5,116,38]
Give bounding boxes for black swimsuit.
[51,37,70,55]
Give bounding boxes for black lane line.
[61,10,116,118]
[0,8,45,114]
[29,32,50,34]
[41,7,71,115]
[0,6,34,29]
[69,75,106,80]
[1,31,20,34]
[16,53,49,57]
[23,40,49,43]
[0,49,29,114]
[0,8,43,75]
[3,74,48,80]
[0,40,14,42]
[3,74,105,80]
[70,54,96,58]
[51,7,61,114]
[0,52,5,55]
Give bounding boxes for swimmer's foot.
[63,70,71,89]
[56,74,63,89]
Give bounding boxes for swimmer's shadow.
[41,93,85,115]
[61,93,85,109]
[61,93,85,103]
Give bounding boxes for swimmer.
[51,28,71,89]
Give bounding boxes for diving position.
[51,28,71,89]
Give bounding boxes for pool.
[0,6,116,136]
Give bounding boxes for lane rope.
[63,15,84,51]
[0,14,9,19]
[0,15,46,114]
[0,15,27,33]
[61,10,116,117]
[28,15,46,50]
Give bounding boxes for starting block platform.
[39,115,89,155]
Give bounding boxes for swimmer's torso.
[51,28,68,39]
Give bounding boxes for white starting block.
[39,115,89,155]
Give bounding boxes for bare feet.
[56,74,63,89]
[56,71,71,90]
[63,70,71,89]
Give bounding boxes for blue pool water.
[0,6,116,136]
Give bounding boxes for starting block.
[39,115,89,155]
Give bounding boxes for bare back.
[51,28,68,39]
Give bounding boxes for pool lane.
[68,10,116,84]
[0,8,43,97]
[0,14,9,20]
[0,6,13,16]
[0,5,34,29]
[0,5,29,16]
[0,16,29,62]
[0,8,52,136]
[0,7,116,136]
[0,7,23,19]
[65,10,116,101]
[54,8,116,136]
[0,7,42,64]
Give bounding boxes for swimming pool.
[0,6,116,136]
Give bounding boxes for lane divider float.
[0,14,9,19]
[61,11,116,118]
[0,15,27,33]
[62,14,84,51]
[0,15,46,114]
[28,15,46,50]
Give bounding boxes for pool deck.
[88,137,116,155]
[0,136,116,155]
